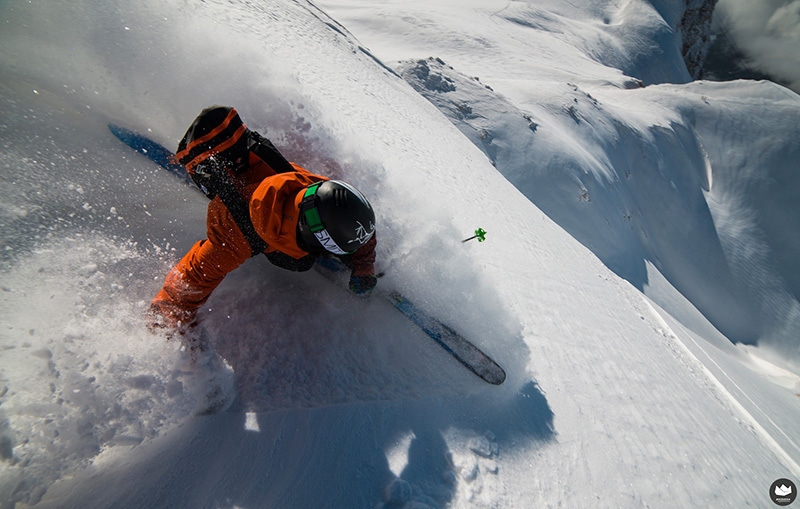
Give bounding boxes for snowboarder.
[148,106,377,340]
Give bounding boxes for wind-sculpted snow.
[397,55,800,359]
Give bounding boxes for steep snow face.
[313,0,701,89]
[395,57,800,359]
[1,0,799,508]
[322,0,800,363]
[0,1,537,505]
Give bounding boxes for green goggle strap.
[301,182,325,233]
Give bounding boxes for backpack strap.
[175,107,289,257]
[208,167,268,257]
[203,129,294,256]
[247,130,295,174]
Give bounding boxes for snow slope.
[317,0,800,363]
[0,0,799,507]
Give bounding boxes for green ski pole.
[462,228,487,243]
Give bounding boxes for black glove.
[349,274,377,296]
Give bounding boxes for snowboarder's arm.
[349,233,377,277]
[347,234,377,295]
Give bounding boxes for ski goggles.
[299,182,352,255]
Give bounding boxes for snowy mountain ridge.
[395,54,800,361]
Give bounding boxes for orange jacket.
[151,154,376,327]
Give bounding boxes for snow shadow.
[22,252,553,508]
[105,254,552,508]
[199,256,528,410]
[38,379,552,509]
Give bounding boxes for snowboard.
[387,292,506,385]
[315,260,506,386]
[110,124,506,385]
[108,124,197,188]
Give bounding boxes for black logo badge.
[771,478,797,506]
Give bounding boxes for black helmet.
[298,180,376,255]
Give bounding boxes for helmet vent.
[333,188,348,207]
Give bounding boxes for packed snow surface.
[0,0,799,507]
